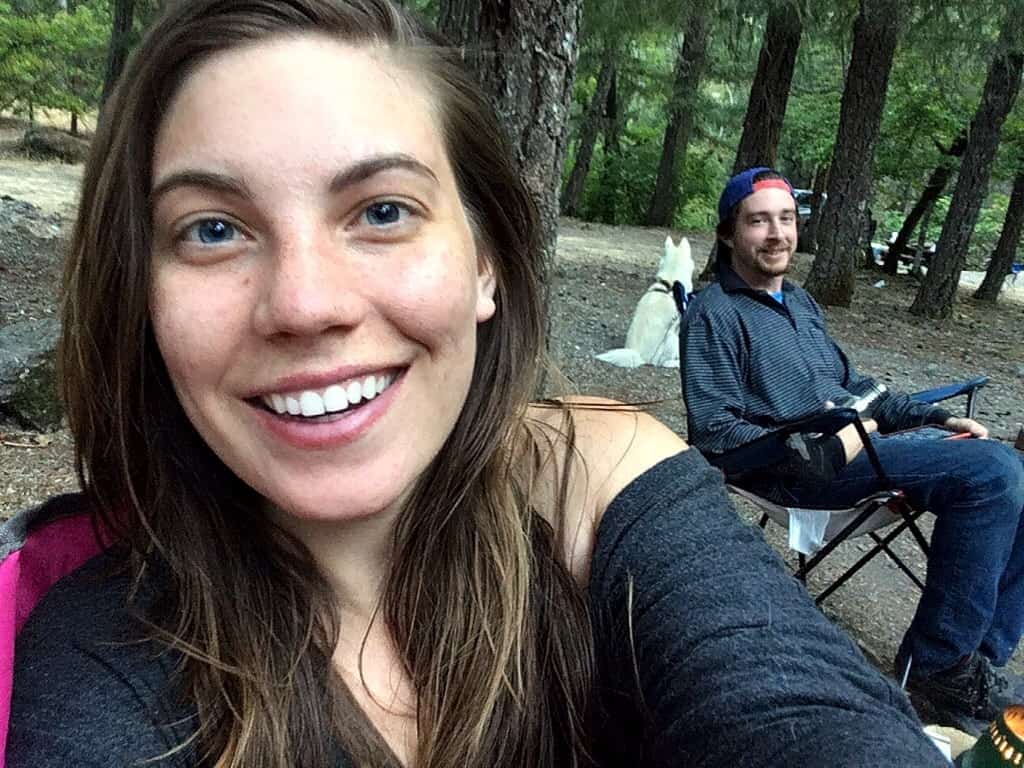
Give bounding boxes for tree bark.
[644,8,710,227]
[911,201,934,277]
[593,67,624,225]
[437,0,478,46]
[443,0,583,271]
[732,2,802,171]
[699,1,802,279]
[975,164,1024,301]
[911,34,1024,318]
[801,162,829,254]
[883,129,967,274]
[804,0,906,307]
[561,40,618,217]
[101,0,135,106]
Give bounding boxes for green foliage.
[0,0,109,122]
[563,0,1024,281]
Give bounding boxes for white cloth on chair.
[787,508,831,555]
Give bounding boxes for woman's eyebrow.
[151,154,439,205]
[329,153,439,193]
[151,170,252,205]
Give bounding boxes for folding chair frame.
[752,490,929,605]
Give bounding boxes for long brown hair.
[59,1,592,765]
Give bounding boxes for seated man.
[681,166,1024,736]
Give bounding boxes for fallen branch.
[1,440,39,449]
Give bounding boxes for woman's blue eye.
[364,202,405,227]
[185,219,237,244]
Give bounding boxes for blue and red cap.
[717,166,795,223]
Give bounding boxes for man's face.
[724,187,797,290]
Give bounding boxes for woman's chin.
[263,485,405,529]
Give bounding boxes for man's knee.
[957,441,1024,507]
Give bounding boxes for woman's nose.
[253,230,367,338]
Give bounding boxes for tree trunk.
[700,1,802,279]
[444,0,582,272]
[593,67,624,225]
[101,0,136,106]
[911,201,934,277]
[801,162,829,255]
[911,34,1024,318]
[561,40,618,217]
[975,164,1024,301]
[732,2,803,171]
[804,0,906,307]
[883,129,967,274]
[644,8,710,227]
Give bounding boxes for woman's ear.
[476,251,497,323]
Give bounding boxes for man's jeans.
[764,434,1024,676]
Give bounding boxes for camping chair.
[0,494,105,764]
[704,376,989,604]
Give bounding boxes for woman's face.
[149,36,496,523]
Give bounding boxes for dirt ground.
[1,139,1023,683]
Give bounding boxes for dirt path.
[0,159,82,217]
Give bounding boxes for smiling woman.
[1,2,952,768]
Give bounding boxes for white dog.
[596,236,695,368]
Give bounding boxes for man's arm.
[680,311,770,454]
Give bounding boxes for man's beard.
[753,246,792,277]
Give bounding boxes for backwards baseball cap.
[717,166,795,223]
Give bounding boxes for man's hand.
[944,416,989,439]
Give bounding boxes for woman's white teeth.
[299,391,326,417]
[362,375,377,400]
[323,384,347,412]
[261,373,394,417]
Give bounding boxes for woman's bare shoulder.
[545,396,687,508]
[523,397,687,583]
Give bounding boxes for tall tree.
[437,0,582,267]
[800,162,829,255]
[911,21,1024,318]
[731,1,803,173]
[644,4,711,227]
[592,66,626,224]
[561,40,618,217]
[804,0,907,307]
[883,129,967,274]
[975,163,1024,301]
[700,0,803,279]
[100,0,134,105]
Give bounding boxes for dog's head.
[657,236,695,295]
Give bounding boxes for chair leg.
[815,517,926,604]
[797,553,807,583]
[758,513,769,529]
[868,531,926,592]
[794,502,884,583]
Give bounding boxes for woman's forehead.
[152,35,448,185]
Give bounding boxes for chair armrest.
[910,375,988,405]
[707,407,860,477]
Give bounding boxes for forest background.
[4,0,1024,318]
